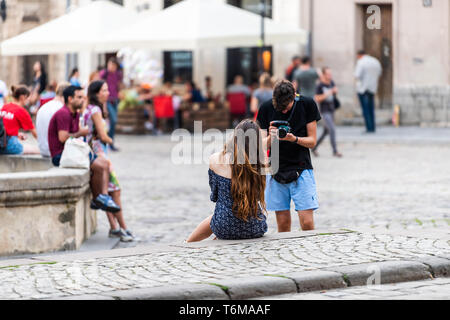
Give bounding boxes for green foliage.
[118,89,142,112]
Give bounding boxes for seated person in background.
[47,85,120,214]
[250,73,274,117]
[39,82,57,109]
[138,83,155,132]
[204,76,221,103]
[183,81,205,103]
[227,75,251,98]
[186,119,268,242]
[36,82,70,158]
[204,76,214,102]
[0,85,39,155]
[0,79,8,108]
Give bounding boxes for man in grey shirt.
[293,56,322,99]
[354,50,382,133]
[227,75,251,98]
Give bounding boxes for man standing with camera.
[257,80,321,232]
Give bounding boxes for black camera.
[271,121,291,139]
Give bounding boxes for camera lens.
[278,128,288,139]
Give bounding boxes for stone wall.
[0,157,97,257]
[394,86,450,126]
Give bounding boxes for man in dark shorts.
[257,80,321,232]
[48,86,120,213]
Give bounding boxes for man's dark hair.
[63,85,83,104]
[292,55,301,62]
[357,49,366,56]
[301,56,311,65]
[272,80,296,112]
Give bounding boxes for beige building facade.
[309,0,450,125]
[125,0,450,125]
[1,0,448,125]
[0,0,70,87]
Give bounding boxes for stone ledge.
[283,270,347,293]
[103,284,230,301]
[0,168,90,193]
[324,261,433,287]
[53,258,448,300]
[410,256,450,278]
[205,276,298,300]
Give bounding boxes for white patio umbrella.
[0,0,138,56]
[100,0,308,51]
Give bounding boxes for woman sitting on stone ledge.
[83,80,134,243]
[186,119,268,242]
[0,85,40,155]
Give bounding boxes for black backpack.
[0,116,7,149]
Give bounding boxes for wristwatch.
[294,136,299,144]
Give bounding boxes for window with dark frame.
[226,0,273,86]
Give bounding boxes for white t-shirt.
[36,99,64,157]
[0,80,8,108]
[354,55,382,94]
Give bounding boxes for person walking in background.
[285,56,301,82]
[100,57,123,151]
[0,79,8,108]
[355,50,382,133]
[69,68,81,87]
[30,61,48,110]
[186,119,268,243]
[36,82,70,158]
[250,72,273,118]
[83,80,134,242]
[0,85,39,155]
[292,56,322,99]
[312,67,343,158]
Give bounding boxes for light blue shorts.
[265,169,319,212]
[0,136,24,155]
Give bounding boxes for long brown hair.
[225,119,267,222]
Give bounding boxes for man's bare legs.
[275,210,292,232]
[186,215,214,243]
[298,210,315,231]
[276,210,315,232]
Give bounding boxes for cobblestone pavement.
[0,230,448,300]
[103,126,450,246]
[3,127,447,300]
[263,277,450,300]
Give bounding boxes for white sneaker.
[109,229,133,242]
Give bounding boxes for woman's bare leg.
[109,190,127,230]
[186,215,214,243]
[106,212,118,230]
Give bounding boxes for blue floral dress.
[209,169,268,240]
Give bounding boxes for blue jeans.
[0,136,23,155]
[358,92,376,132]
[107,100,119,141]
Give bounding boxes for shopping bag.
[60,138,91,169]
